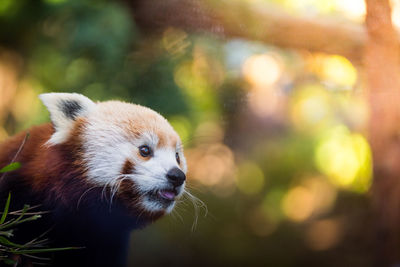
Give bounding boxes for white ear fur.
[39,93,96,145]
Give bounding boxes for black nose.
[166,167,186,187]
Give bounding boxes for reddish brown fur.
[121,159,135,175]
[0,123,54,187]
[37,120,85,186]
[0,122,94,208]
[122,108,178,149]
[156,130,178,149]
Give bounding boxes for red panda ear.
[39,93,96,145]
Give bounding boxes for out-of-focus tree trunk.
[365,0,400,265]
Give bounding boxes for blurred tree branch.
[130,0,373,63]
[365,0,400,265]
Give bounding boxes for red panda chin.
[115,178,179,220]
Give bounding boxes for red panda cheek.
[121,159,135,174]
[117,179,140,208]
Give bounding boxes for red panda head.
[39,93,187,218]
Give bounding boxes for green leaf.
[1,215,41,230]
[0,230,13,238]
[14,205,30,223]
[0,193,11,224]
[11,247,81,254]
[0,162,21,173]
[13,215,41,225]
[0,236,24,248]
[0,205,32,230]
[0,219,16,230]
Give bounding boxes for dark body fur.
[0,124,152,267]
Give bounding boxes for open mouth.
[148,189,177,204]
[158,189,176,201]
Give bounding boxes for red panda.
[0,93,187,267]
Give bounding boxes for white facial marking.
[142,198,176,213]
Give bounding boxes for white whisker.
[183,189,207,232]
[76,186,99,210]
[171,206,184,223]
[108,177,128,211]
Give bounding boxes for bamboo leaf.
[0,236,24,248]
[1,215,41,230]
[0,163,21,173]
[0,230,13,238]
[0,219,16,230]
[14,205,30,223]
[0,193,11,224]
[11,247,81,254]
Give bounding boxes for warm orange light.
[11,82,41,123]
[336,0,366,21]
[247,86,284,118]
[282,186,314,222]
[186,143,236,197]
[242,54,282,87]
[0,126,8,142]
[392,0,400,28]
[281,177,337,222]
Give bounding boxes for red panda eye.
[176,152,180,164]
[139,145,152,157]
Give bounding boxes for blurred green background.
[0,0,384,266]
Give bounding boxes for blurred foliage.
[0,0,378,266]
